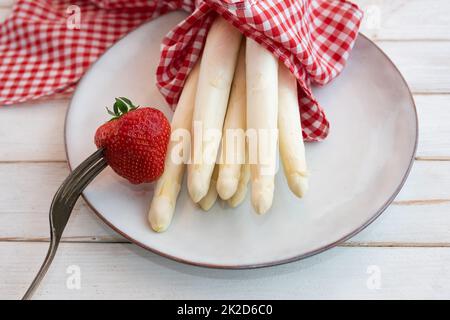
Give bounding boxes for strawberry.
[95,97,171,184]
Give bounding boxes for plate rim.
[64,21,418,269]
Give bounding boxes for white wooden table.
[1,0,449,299]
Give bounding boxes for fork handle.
[22,149,107,300]
[22,238,59,300]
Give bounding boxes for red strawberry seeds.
[95,97,171,184]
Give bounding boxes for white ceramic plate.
[65,11,417,268]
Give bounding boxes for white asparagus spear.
[198,165,219,211]
[227,124,250,207]
[246,38,278,214]
[278,63,309,197]
[148,62,201,232]
[217,41,246,200]
[227,162,250,208]
[187,17,243,203]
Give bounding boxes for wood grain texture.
[0,161,448,244]
[2,242,450,299]
[0,99,68,162]
[415,95,450,158]
[355,0,450,40]
[0,93,448,161]
[1,0,450,300]
[0,162,121,241]
[350,202,450,244]
[2,0,450,41]
[377,41,450,93]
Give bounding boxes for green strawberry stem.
[106,97,139,121]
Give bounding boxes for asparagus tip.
[287,172,309,198]
[149,196,174,232]
[217,176,239,200]
[251,179,274,214]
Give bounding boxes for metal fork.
[22,148,107,300]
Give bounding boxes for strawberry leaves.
[105,97,139,121]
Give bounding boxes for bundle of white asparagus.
[149,17,308,232]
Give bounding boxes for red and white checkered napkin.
[158,0,362,141]
[0,0,180,104]
[0,0,362,141]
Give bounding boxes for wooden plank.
[376,41,450,93]
[2,0,450,41]
[0,161,449,244]
[394,161,450,202]
[0,162,122,241]
[2,242,450,299]
[3,0,450,41]
[0,43,448,161]
[0,99,68,162]
[355,0,450,40]
[1,0,448,41]
[0,92,449,161]
[350,202,450,245]
[0,0,447,301]
[0,2,449,95]
[415,95,450,158]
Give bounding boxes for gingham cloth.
[0,0,362,141]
